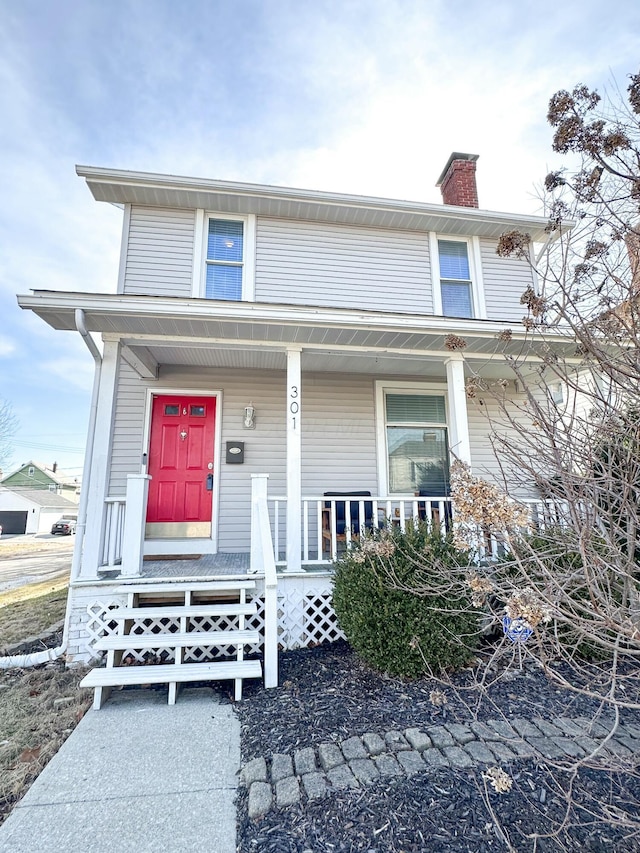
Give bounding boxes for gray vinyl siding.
[479,238,534,322]
[255,218,432,313]
[109,359,148,493]
[301,375,378,495]
[108,364,380,552]
[467,391,539,497]
[123,206,195,296]
[118,208,533,319]
[109,359,536,553]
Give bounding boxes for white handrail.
[251,474,278,688]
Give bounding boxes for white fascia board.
[18,290,576,344]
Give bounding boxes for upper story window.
[194,212,255,301]
[438,239,473,318]
[206,219,244,300]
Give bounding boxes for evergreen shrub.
[331,520,480,677]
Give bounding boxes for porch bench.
[80,660,263,710]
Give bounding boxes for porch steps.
[81,579,263,709]
[93,629,260,651]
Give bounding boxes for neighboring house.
[16,153,575,701]
[0,487,78,535]
[1,461,81,504]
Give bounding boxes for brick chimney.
[436,152,479,208]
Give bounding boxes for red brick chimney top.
[436,152,479,208]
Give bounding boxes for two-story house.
[1,461,80,502]
[17,153,572,706]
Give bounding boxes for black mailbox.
[226,441,245,464]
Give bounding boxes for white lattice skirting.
[82,587,344,664]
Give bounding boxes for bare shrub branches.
[0,399,17,469]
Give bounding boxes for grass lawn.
[0,538,74,559]
[0,584,91,826]
[0,585,68,649]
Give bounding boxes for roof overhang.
[76,165,558,243]
[18,290,580,377]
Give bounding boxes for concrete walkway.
[0,688,239,853]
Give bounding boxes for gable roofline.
[76,165,561,243]
[1,460,78,487]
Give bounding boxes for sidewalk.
[0,687,239,853]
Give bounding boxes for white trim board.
[142,387,224,554]
[374,379,449,497]
[191,210,256,301]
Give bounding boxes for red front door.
[146,395,216,538]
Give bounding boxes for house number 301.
[289,385,299,428]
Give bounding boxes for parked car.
[51,518,77,535]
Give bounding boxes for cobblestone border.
[241,717,640,819]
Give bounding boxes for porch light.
[243,404,256,429]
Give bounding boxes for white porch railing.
[268,494,454,565]
[100,475,151,573]
[99,486,571,577]
[265,494,573,567]
[101,497,126,567]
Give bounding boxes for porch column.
[80,340,120,579]
[445,354,472,466]
[286,347,302,573]
[121,474,151,577]
[250,473,269,574]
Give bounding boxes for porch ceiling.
[18,290,580,376]
[137,345,532,380]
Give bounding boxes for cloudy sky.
[0,0,638,477]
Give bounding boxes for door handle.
[206,473,214,491]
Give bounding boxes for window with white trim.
[438,239,473,318]
[205,218,244,300]
[550,382,564,404]
[385,393,450,495]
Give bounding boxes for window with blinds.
[438,239,473,318]
[385,393,450,495]
[206,219,244,300]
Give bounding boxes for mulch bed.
[235,641,640,853]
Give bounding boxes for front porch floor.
[97,553,333,581]
[140,552,250,578]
